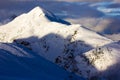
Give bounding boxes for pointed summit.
[28,6,46,18]
[28,6,70,25]
[29,6,44,15]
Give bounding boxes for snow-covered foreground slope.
[0,43,84,80]
[0,6,119,79]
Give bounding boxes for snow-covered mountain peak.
[27,6,70,25]
[0,6,117,80]
[27,6,49,23]
[28,6,45,16]
[1,6,70,27]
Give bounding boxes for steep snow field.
[0,6,120,80]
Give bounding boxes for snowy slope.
[0,7,113,78]
[75,41,120,80]
[0,43,85,80]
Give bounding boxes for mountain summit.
[28,6,71,25]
